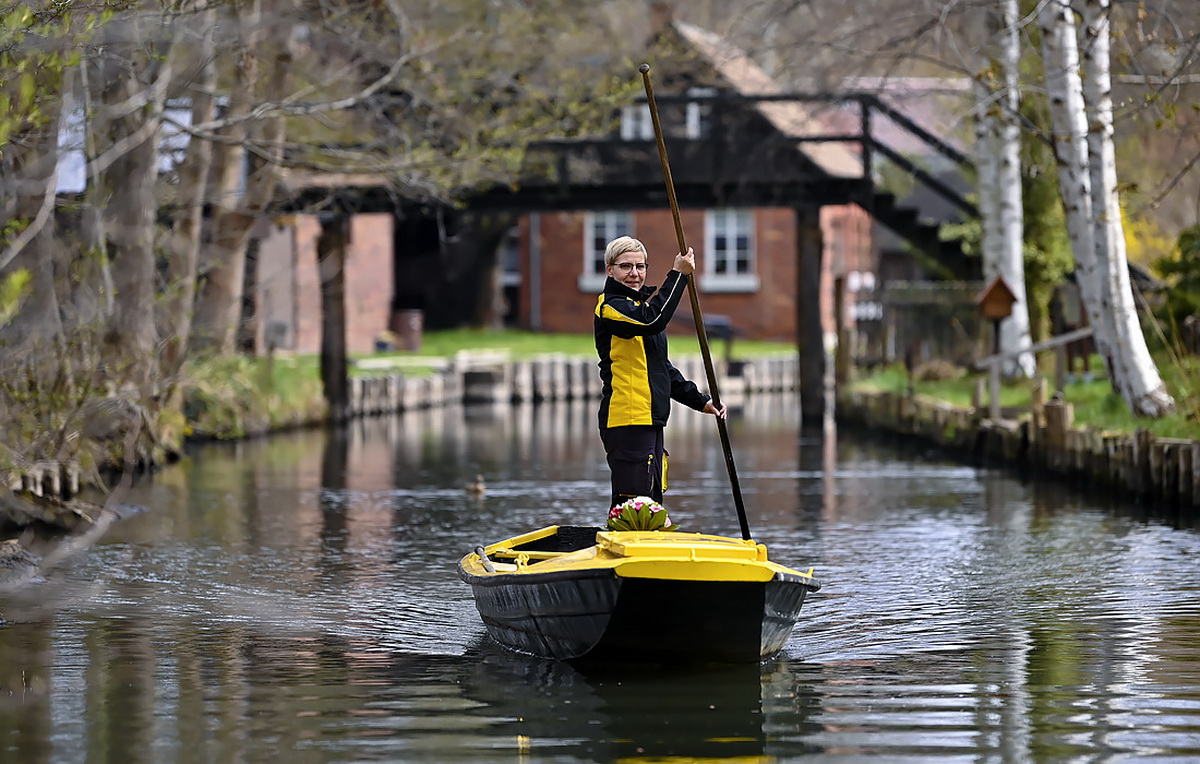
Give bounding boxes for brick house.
[255,212,395,355]
[514,204,871,343]
[501,13,875,345]
[257,7,971,411]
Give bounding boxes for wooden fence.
[837,386,1200,514]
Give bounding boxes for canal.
[2,395,1198,762]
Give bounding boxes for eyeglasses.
[612,262,647,274]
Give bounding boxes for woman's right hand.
[672,247,695,275]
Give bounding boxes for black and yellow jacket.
[594,270,710,430]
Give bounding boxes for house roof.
[672,19,864,180]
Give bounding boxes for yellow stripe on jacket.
[608,333,652,427]
[595,296,654,428]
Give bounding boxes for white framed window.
[578,211,633,291]
[702,209,758,292]
[620,104,655,141]
[685,87,716,139]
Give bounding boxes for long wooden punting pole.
[638,63,751,541]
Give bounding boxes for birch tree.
[1039,0,1173,416]
[1077,0,1173,416]
[973,0,1035,376]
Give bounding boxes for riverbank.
[835,384,1200,517]
[3,349,798,531]
[9,327,1197,530]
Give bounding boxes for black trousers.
[600,425,666,509]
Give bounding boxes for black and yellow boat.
[458,525,820,664]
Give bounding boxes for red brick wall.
[293,216,323,353]
[534,212,588,333]
[344,214,394,352]
[520,205,870,344]
[260,213,394,355]
[256,221,300,351]
[821,204,874,336]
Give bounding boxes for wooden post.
[988,364,1001,420]
[1192,442,1200,509]
[1029,378,1047,457]
[318,213,350,421]
[1031,377,1047,430]
[1055,345,1067,393]
[795,206,826,423]
[834,275,850,388]
[1044,398,1073,472]
[1179,442,1193,508]
[1134,429,1154,499]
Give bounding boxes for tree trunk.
[161,11,218,400]
[318,215,349,421]
[796,206,825,423]
[193,0,291,355]
[472,213,518,329]
[191,5,257,356]
[975,0,1033,377]
[995,0,1034,376]
[1077,0,1174,416]
[89,35,173,391]
[973,74,1002,275]
[1038,1,1114,368]
[0,75,68,352]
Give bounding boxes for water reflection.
[1,396,1199,763]
[462,639,781,762]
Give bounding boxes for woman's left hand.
[703,401,727,420]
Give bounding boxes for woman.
[593,236,726,510]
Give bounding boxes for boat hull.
[459,526,819,664]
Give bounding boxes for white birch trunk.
[1077,0,1174,416]
[1037,1,1114,375]
[974,0,1033,376]
[995,0,1034,376]
[973,75,1002,282]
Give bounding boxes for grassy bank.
[849,352,1200,439]
[184,329,797,438]
[186,328,1199,442]
[379,328,794,364]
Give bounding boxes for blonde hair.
[603,236,647,267]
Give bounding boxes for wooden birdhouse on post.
[976,276,1016,356]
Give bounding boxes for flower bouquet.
[606,496,678,532]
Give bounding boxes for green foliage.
[0,328,108,486]
[380,328,793,361]
[0,269,32,328]
[284,0,640,201]
[0,4,87,151]
[183,355,326,439]
[1018,94,1075,337]
[852,354,1200,439]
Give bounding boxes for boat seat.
[489,548,562,561]
[508,526,602,554]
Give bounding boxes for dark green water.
[2,396,1198,762]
